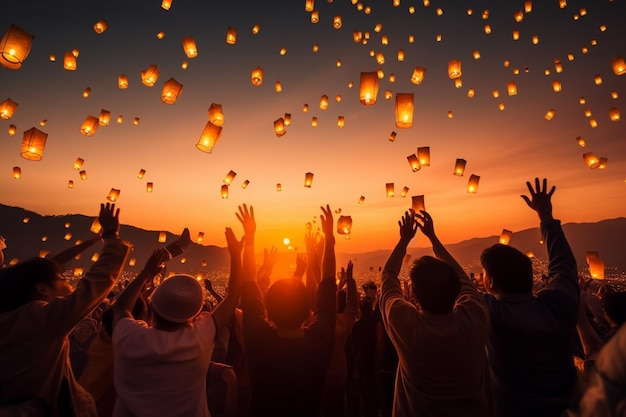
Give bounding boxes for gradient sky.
[1,0,624,254]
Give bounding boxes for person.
[601,291,626,341]
[238,204,337,417]
[379,210,492,417]
[481,178,579,417]
[110,227,242,417]
[0,203,130,417]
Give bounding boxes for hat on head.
[151,274,204,323]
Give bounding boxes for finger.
[114,208,120,219]
[249,205,254,218]
[520,195,532,207]
[547,185,556,197]
[535,178,541,193]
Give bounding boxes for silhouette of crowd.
[1,178,625,417]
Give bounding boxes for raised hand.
[143,248,170,276]
[99,202,120,238]
[225,227,243,255]
[415,210,435,241]
[320,204,334,238]
[166,227,192,258]
[398,210,418,242]
[235,204,256,237]
[521,178,555,222]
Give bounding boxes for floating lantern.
[597,158,607,169]
[118,74,129,89]
[161,0,172,10]
[473,50,481,60]
[359,72,379,105]
[226,27,237,44]
[583,153,600,168]
[67,180,74,188]
[208,103,224,126]
[454,158,466,176]
[63,51,76,70]
[375,52,385,65]
[320,95,329,110]
[492,89,500,98]
[276,183,282,192]
[552,80,562,93]
[407,154,420,172]
[0,25,33,69]
[22,217,29,223]
[107,188,120,202]
[79,170,87,180]
[284,113,291,126]
[401,187,410,198]
[417,147,430,166]
[88,218,101,234]
[156,31,165,39]
[116,115,123,124]
[274,118,286,137]
[7,124,16,136]
[454,79,463,89]
[93,20,107,34]
[448,59,461,79]
[304,172,314,188]
[12,166,21,179]
[161,78,183,104]
[411,195,425,212]
[586,252,604,279]
[388,131,397,142]
[223,170,237,185]
[381,35,388,45]
[311,10,319,23]
[64,222,71,229]
[146,182,153,192]
[137,169,146,179]
[436,7,443,16]
[512,30,520,41]
[544,109,556,121]
[484,24,492,35]
[311,117,318,127]
[337,216,352,235]
[374,23,382,33]
[133,117,139,126]
[279,47,287,56]
[594,75,603,85]
[39,250,51,259]
[358,196,365,205]
[312,44,319,52]
[408,34,414,43]
[336,59,342,68]
[337,116,345,128]
[305,0,314,12]
[609,108,620,121]
[514,10,524,22]
[467,175,480,193]
[589,119,598,128]
[576,137,586,147]
[128,258,136,267]
[252,24,260,34]
[532,35,539,45]
[141,64,160,87]
[525,1,532,13]
[80,116,99,136]
[386,183,394,198]
[567,53,575,61]
[353,31,362,43]
[73,158,84,170]
[397,49,405,61]
[39,119,47,126]
[196,121,222,153]
[410,66,426,85]
[409,6,415,13]
[96,110,110,128]
[333,16,342,29]
[20,127,47,161]
[611,56,626,75]
[158,232,166,243]
[221,185,229,199]
[275,81,282,92]
[195,232,204,244]
[499,229,512,245]
[611,91,618,99]
[0,98,18,119]
[467,88,475,98]
[241,179,250,189]
[507,82,517,96]
[303,104,309,112]
[182,36,197,58]
[251,67,263,86]
[395,93,414,128]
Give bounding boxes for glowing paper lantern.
[182,36,197,58]
[221,185,229,199]
[93,20,107,34]
[116,115,123,124]
[499,229,512,245]
[609,108,620,121]
[611,56,626,75]
[302,104,309,112]
[304,172,314,188]
[453,158,466,176]
[337,116,345,128]
[226,27,237,44]
[12,166,21,179]
[589,119,598,128]
[158,232,166,243]
[358,196,365,205]
[67,180,74,188]
[410,66,426,85]
[407,154,420,172]
[584,109,592,118]
[532,35,539,45]
[241,180,250,189]
[311,117,318,127]
[337,216,352,235]
[333,16,342,29]
[395,93,414,128]
[96,109,110,126]
[417,147,430,166]
[208,103,224,126]
[80,116,99,136]
[137,169,146,179]
[274,118,286,137]
[251,67,263,86]
[284,113,291,126]
[305,0,314,12]
[552,80,562,92]
[473,50,481,60]
[388,131,397,142]
[448,60,461,79]
[484,24,492,35]
[586,252,604,279]
[594,75,603,85]
[107,188,120,202]
[117,75,129,90]
[276,183,282,192]
[79,170,87,180]
[583,152,600,169]
[467,88,475,98]
[0,25,33,69]
[73,158,84,170]
[129,258,136,267]
[597,158,607,169]
[63,51,76,70]
[359,72,379,105]
[400,187,409,198]
[611,91,619,99]
[507,82,517,96]
[312,44,319,52]
[525,1,533,12]
[161,0,172,10]
[467,175,480,193]
[161,78,183,104]
[411,195,425,212]
[133,117,140,126]
[146,182,153,192]
[196,121,222,153]
[512,30,520,41]
[311,10,319,23]
[514,10,524,22]
[223,170,236,185]
[386,183,394,198]
[576,137,586,147]
[0,98,18,120]
[8,124,16,136]
[320,95,329,110]
[544,109,556,121]
[275,81,282,92]
[196,232,204,244]
[141,64,160,87]
[20,127,47,161]
[454,79,463,89]
[492,90,500,98]
[252,24,260,34]
[397,49,405,61]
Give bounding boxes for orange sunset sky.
[1,0,624,254]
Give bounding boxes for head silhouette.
[266,278,310,329]
[410,256,460,314]
[481,244,533,294]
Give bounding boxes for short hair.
[603,292,626,326]
[265,278,310,328]
[480,244,533,294]
[410,256,461,314]
[0,257,63,313]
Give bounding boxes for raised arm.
[236,204,256,284]
[382,211,417,284]
[204,279,224,304]
[342,261,359,326]
[257,246,278,295]
[211,227,242,332]
[320,205,336,282]
[164,227,192,258]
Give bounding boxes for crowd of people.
[0,178,625,417]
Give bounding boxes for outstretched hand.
[143,248,169,276]
[521,178,555,222]
[225,227,243,254]
[99,203,120,237]
[415,210,435,240]
[235,204,256,237]
[398,210,418,242]
[294,252,307,278]
[320,204,334,239]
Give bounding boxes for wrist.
[102,230,119,240]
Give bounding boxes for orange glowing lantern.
[311,10,319,23]
[389,131,397,142]
[304,172,314,188]
[544,109,556,121]
[133,117,139,126]
[448,59,461,79]
[583,152,600,169]
[586,252,604,279]
[410,66,426,85]
[196,121,222,153]
[400,187,409,198]
[358,196,365,205]
[93,20,107,34]
[473,50,481,60]
[8,124,16,136]
[107,188,120,202]
[395,93,414,128]
[597,158,607,169]
[63,51,76,70]
[274,118,286,137]
[359,72,379,105]
[514,10,524,22]
[222,170,236,185]
[118,74,129,89]
[417,147,430,166]
[611,91,618,100]
[584,109,592,118]
[499,229,513,245]
[20,127,47,161]
[241,179,250,189]
[407,154,420,172]
[411,195,425,212]
[305,0,314,11]
[79,170,87,180]
[320,95,329,110]
[492,90,500,98]
[158,232,166,243]
[552,80,562,92]
[337,116,345,128]
[454,79,463,89]
[397,49,405,61]
[141,64,160,87]
[611,56,626,75]
[524,1,532,12]
[275,81,282,92]
[39,250,51,258]
[128,258,136,267]
[312,44,319,52]
[80,116,99,136]
[337,216,352,235]
[251,67,263,86]
[12,166,21,179]
[594,75,603,85]
[512,30,520,41]
[161,78,183,104]
[73,158,84,170]
[98,109,111,126]
[386,183,394,198]
[589,119,598,128]
[137,169,146,179]
[116,115,123,124]
[0,98,18,119]
[311,117,318,127]
[507,82,517,96]
[532,35,539,45]
[467,175,480,193]
[208,103,224,126]
[284,113,291,126]
[67,180,74,188]
[161,0,172,10]
[146,182,153,192]
[453,158,466,176]
[221,184,229,199]
[483,24,492,35]
[303,104,309,112]
[156,31,165,39]
[333,16,342,29]
[576,137,586,147]
[467,88,475,98]
[609,108,620,121]
[0,25,33,70]
[226,27,237,44]
[276,183,282,192]
[182,36,197,58]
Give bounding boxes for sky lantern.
[276,183,282,192]
[395,93,414,128]
[305,0,314,12]
[274,118,286,137]
[375,52,385,65]
[279,47,287,56]
[397,49,405,61]
[275,81,282,92]
[63,51,76,70]
[333,16,342,29]
[499,229,512,245]
[584,109,592,118]
[576,136,586,147]
[492,89,500,98]
[20,127,47,161]
[411,195,425,212]
[410,66,426,85]
[302,104,309,112]
[436,34,442,42]
[467,88,475,98]
[597,158,607,169]
[196,121,222,153]
[532,35,539,45]
[512,30,520,41]
[141,64,160,87]
[544,109,556,121]
[161,78,183,104]
[221,184,229,199]
[304,172,314,188]
[39,119,47,126]
[400,187,410,198]
[118,74,129,89]
[133,117,139,126]
[484,24,492,35]
[609,107,620,121]
[507,82,517,96]
[312,44,319,52]
[72,48,79,58]
[311,117,318,127]
[79,170,87,180]
[386,183,394,198]
[473,50,481,60]
[454,79,463,89]
[319,95,329,110]
[12,166,21,179]
[337,216,352,235]
[589,119,598,128]
[448,59,461,79]
[611,91,618,99]
[251,24,260,35]
[552,80,562,92]
[407,154,420,172]
[611,56,626,75]
[128,258,136,267]
[284,113,291,126]
[137,169,146,179]
[388,131,397,142]
[146,182,153,192]
[467,175,480,193]
[158,232,166,243]
[156,31,165,39]
[311,10,319,23]
[196,232,204,243]
[0,25,33,70]
[0,98,18,119]
[161,0,172,10]
[80,115,99,136]
[358,196,365,205]
[82,87,91,98]
[93,19,107,34]
[586,252,604,279]
[594,75,602,85]
[107,188,120,202]
[208,103,224,126]
[359,72,379,105]
[381,35,388,45]
[377,69,384,79]
[335,94,342,102]
[514,10,524,22]
[8,124,16,136]
[353,31,362,43]
[182,36,198,58]
[67,180,74,188]
[417,147,430,166]
[226,27,237,44]
[454,158,466,176]
[524,1,532,12]
[337,116,345,128]
[583,152,600,168]
[116,115,123,124]
[73,158,84,170]
[251,67,263,86]
[408,34,414,43]
[241,179,250,189]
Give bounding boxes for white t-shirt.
[112,312,216,417]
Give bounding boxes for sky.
[0,0,624,254]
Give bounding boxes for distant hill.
[1,204,624,276]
